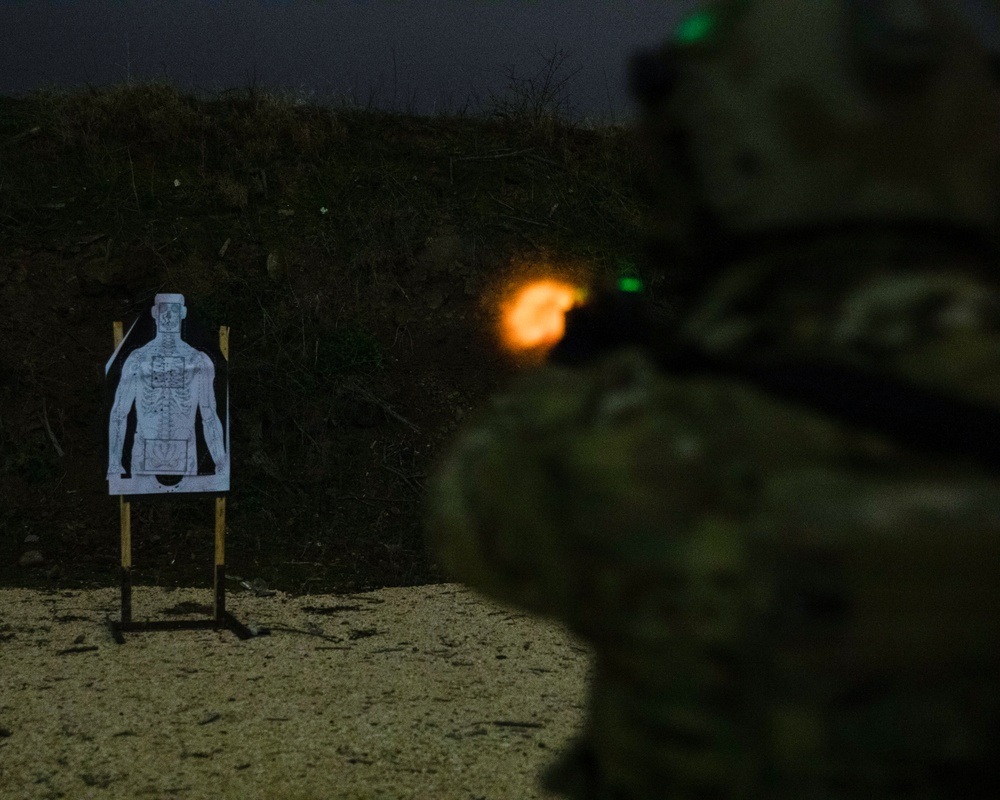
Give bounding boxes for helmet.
[630,0,1000,277]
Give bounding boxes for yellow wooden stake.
[120,496,132,569]
[215,497,226,567]
[215,325,229,571]
[112,321,132,570]
[214,326,230,615]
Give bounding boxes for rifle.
[547,280,1000,474]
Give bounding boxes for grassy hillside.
[0,77,653,595]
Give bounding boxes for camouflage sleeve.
[425,348,725,629]
[425,346,1000,799]
[425,348,780,797]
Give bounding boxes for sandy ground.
[0,583,591,800]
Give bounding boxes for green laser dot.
[676,12,715,43]
[618,277,644,293]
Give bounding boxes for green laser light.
[617,277,644,293]
[676,12,715,43]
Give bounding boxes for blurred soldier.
[426,1,1000,798]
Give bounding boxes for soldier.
[108,293,227,487]
[425,1,1000,798]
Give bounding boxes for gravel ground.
[0,583,591,800]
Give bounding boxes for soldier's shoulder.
[832,270,1000,405]
[493,346,807,441]
[476,349,778,495]
[687,256,1000,403]
[500,343,964,510]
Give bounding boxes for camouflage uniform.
[425,1,1000,797]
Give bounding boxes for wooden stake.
[215,496,226,568]
[120,496,131,568]
[219,325,229,360]
[214,326,230,619]
[113,321,132,622]
[113,320,131,567]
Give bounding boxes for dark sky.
[2,0,998,125]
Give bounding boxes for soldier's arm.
[426,352,672,621]
[197,353,227,469]
[108,353,139,476]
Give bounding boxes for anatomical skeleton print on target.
[106,293,229,495]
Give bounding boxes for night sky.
[2,0,998,125]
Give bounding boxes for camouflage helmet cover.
[631,0,1000,259]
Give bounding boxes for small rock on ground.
[19,550,44,567]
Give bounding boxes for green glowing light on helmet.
[676,11,715,43]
